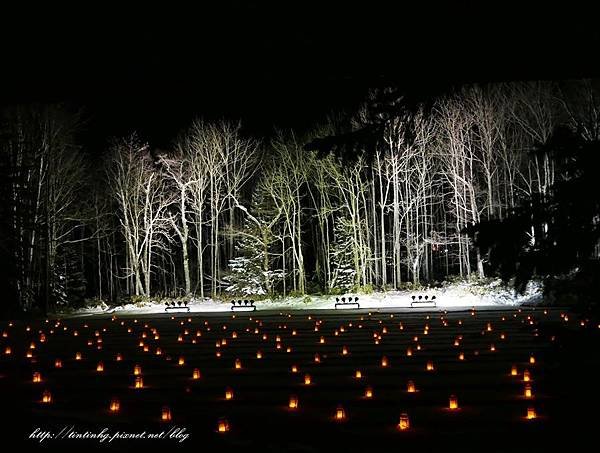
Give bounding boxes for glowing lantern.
[41,390,52,404]
[33,372,42,383]
[256,350,263,359]
[319,336,325,344]
[524,384,532,398]
[523,370,531,382]
[289,395,299,409]
[342,346,348,355]
[156,348,162,355]
[490,344,496,352]
[304,374,312,385]
[398,413,410,431]
[526,407,536,419]
[225,387,234,400]
[381,356,389,367]
[97,361,104,372]
[116,353,123,361]
[529,355,536,364]
[407,380,416,393]
[334,405,346,421]
[291,365,298,373]
[30,341,36,350]
[4,347,11,355]
[235,358,242,369]
[109,398,120,413]
[232,331,237,339]
[134,376,144,389]
[178,356,185,366]
[355,370,362,379]
[217,418,229,433]
[487,322,492,332]
[426,361,434,371]
[54,359,62,368]
[314,353,321,363]
[406,348,413,357]
[449,395,458,410]
[192,368,201,380]
[511,365,518,376]
[458,352,465,361]
[365,386,373,398]
[75,352,82,360]
[134,365,142,376]
[161,406,172,421]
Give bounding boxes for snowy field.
[69,280,543,317]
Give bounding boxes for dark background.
[1,1,599,150]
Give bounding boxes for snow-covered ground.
[66,280,543,317]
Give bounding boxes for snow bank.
[65,280,542,317]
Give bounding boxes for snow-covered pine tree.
[329,217,356,291]
[224,179,283,296]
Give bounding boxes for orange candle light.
[217,418,229,433]
[54,359,62,368]
[134,376,144,389]
[334,405,346,421]
[381,356,389,367]
[289,394,299,409]
[41,390,52,404]
[526,407,536,420]
[365,386,373,398]
[234,358,242,369]
[398,413,410,431]
[511,365,518,376]
[96,361,104,372]
[109,398,120,413]
[192,368,201,380]
[449,395,459,410]
[33,371,42,383]
[161,406,172,421]
[523,369,531,382]
[134,364,142,376]
[524,384,533,398]
[355,370,362,379]
[426,361,434,371]
[407,380,416,393]
[256,350,263,359]
[225,387,234,400]
[304,374,312,385]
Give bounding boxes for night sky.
[1,1,599,150]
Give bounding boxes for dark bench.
[335,296,360,309]
[164,301,190,312]
[410,295,437,308]
[231,299,256,311]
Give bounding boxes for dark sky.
[1,1,599,149]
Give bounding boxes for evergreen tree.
[329,217,356,291]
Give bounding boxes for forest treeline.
[1,80,599,315]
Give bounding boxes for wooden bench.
[410,295,437,308]
[335,296,360,309]
[164,301,190,312]
[231,299,257,311]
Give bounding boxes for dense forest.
[1,79,599,315]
